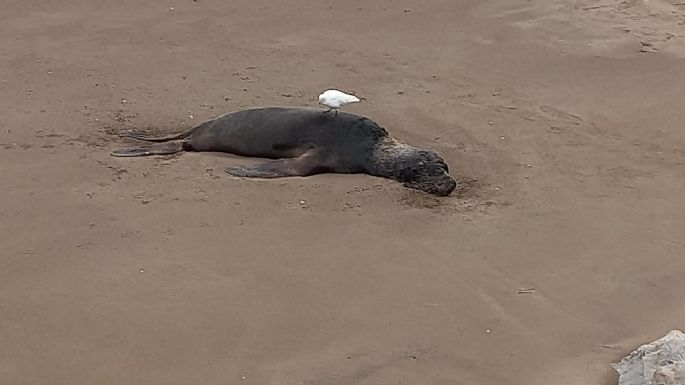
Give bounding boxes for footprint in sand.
[537,105,583,126]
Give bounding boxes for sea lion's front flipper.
[225,151,327,178]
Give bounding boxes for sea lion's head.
[398,150,457,197]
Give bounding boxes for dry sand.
[1,1,685,384]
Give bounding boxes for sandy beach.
[1,1,685,384]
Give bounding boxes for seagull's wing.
[343,94,360,103]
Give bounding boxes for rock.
[612,330,685,385]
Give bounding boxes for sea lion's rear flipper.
[119,120,213,143]
[225,150,329,178]
[119,130,191,143]
[110,142,184,157]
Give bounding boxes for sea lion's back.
[191,106,387,157]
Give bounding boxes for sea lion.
[111,106,457,196]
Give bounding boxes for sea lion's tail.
[110,142,184,157]
[118,130,192,143]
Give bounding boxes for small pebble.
[241,376,246,381]
[169,6,175,10]
[485,329,491,334]
[140,269,145,274]
[499,136,505,140]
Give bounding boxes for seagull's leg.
[332,108,339,117]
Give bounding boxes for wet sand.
[1,1,685,384]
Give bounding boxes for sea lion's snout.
[427,174,458,196]
[403,163,457,196]
[397,150,458,196]
[434,159,457,196]
[438,175,458,196]
[403,173,457,197]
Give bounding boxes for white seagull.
[318,89,361,117]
